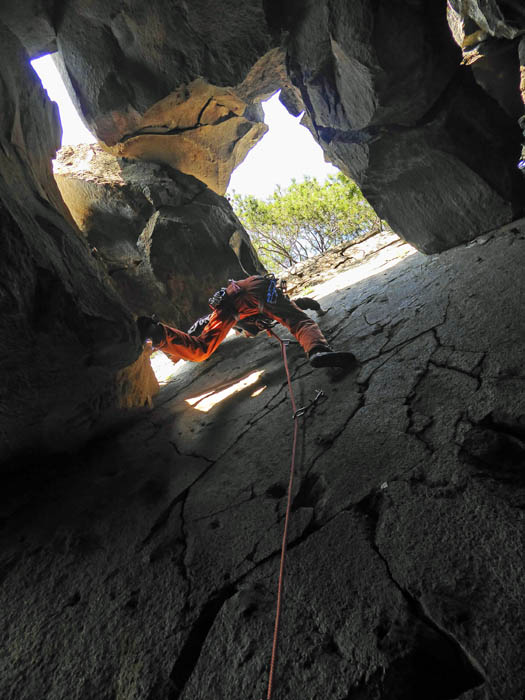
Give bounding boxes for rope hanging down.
[264,330,325,700]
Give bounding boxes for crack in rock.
[168,584,237,699]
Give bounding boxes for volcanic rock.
[1,221,524,698]
[2,1,525,251]
[106,78,269,195]
[0,24,147,463]
[54,143,265,329]
[285,0,525,253]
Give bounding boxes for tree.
[231,173,384,272]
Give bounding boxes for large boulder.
[105,78,269,195]
[3,1,525,251]
[447,1,525,121]
[53,0,277,142]
[53,144,265,329]
[0,1,282,194]
[0,23,149,464]
[51,0,525,250]
[51,0,280,194]
[285,0,525,253]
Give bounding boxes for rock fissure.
[120,109,239,143]
[169,439,215,465]
[356,493,489,700]
[168,584,238,700]
[372,537,487,699]
[141,488,190,548]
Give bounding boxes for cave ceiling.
[1,0,524,250]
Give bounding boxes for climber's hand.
[136,316,166,346]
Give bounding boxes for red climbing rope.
[265,330,300,700]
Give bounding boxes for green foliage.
[231,173,384,272]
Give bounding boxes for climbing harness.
[265,274,287,305]
[263,329,325,700]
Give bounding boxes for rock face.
[285,1,524,253]
[51,0,278,194]
[4,1,524,250]
[447,1,525,120]
[0,24,150,463]
[1,223,524,699]
[52,0,276,142]
[54,144,265,329]
[1,8,525,697]
[0,0,56,58]
[105,79,269,195]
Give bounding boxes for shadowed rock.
[285,0,524,253]
[2,1,525,250]
[1,224,525,698]
[54,143,265,329]
[0,24,150,463]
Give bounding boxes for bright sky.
[31,53,339,198]
[227,95,339,198]
[31,54,95,145]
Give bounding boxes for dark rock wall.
[0,24,142,462]
[54,144,265,329]
[1,225,524,699]
[3,1,523,252]
[285,0,524,253]
[0,5,524,697]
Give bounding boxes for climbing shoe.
[309,349,359,369]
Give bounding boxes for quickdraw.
[208,287,227,310]
[294,389,326,419]
[266,276,278,304]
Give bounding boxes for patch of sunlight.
[186,370,264,412]
[311,242,417,302]
[251,385,267,398]
[150,349,186,385]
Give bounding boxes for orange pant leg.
[235,277,331,356]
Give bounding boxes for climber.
[186,294,327,338]
[137,274,358,369]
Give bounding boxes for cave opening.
[2,5,525,698]
[31,53,95,147]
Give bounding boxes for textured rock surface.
[0,0,56,58]
[2,223,524,698]
[3,1,524,250]
[447,1,525,120]
[52,0,276,143]
[54,144,264,329]
[285,0,525,253]
[51,0,278,193]
[0,24,146,463]
[105,78,269,195]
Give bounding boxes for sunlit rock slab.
[2,220,525,698]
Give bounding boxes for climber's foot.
[309,349,359,369]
